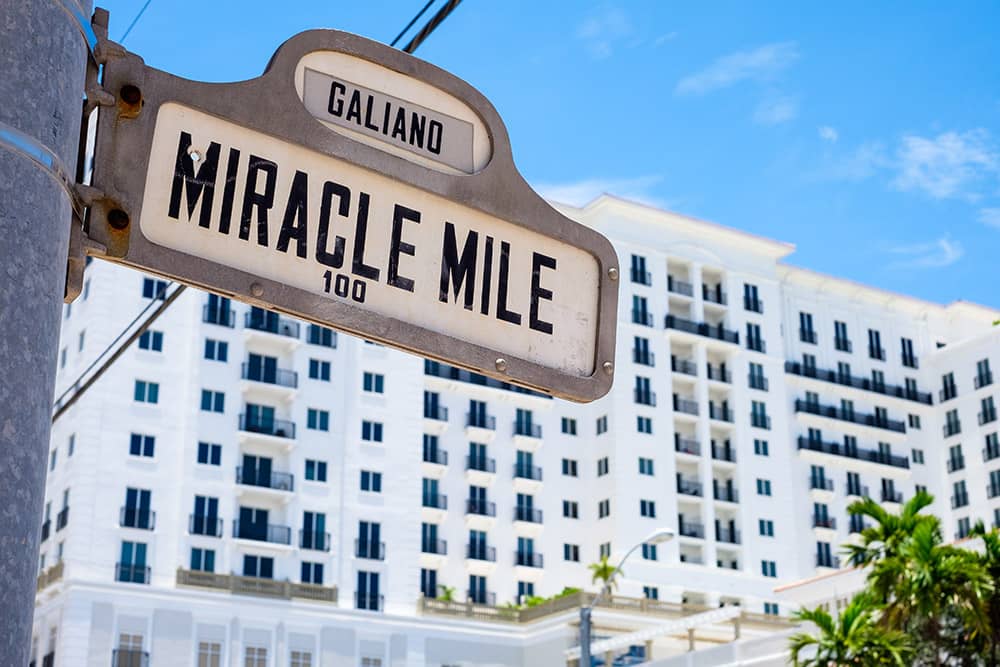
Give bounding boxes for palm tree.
[588,556,620,594]
[789,593,911,665]
[967,522,1000,663]
[844,489,936,579]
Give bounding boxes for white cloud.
[576,7,632,59]
[753,97,799,125]
[979,208,1000,229]
[675,42,799,96]
[892,129,998,200]
[818,126,838,143]
[811,142,889,182]
[887,236,964,269]
[533,175,666,208]
[653,31,678,47]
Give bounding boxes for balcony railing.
[634,389,657,406]
[300,530,331,551]
[947,456,965,473]
[466,544,497,561]
[671,357,697,376]
[423,360,550,398]
[466,413,497,430]
[232,521,291,545]
[743,296,763,313]
[355,539,386,560]
[466,456,496,473]
[980,408,998,426]
[631,309,654,327]
[750,413,770,429]
[423,447,448,465]
[423,493,448,510]
[115,563,150,584]
[424,405,449,421]
[976,372,994,390]
[189,515,223,537]
[355,593,384,611]
[236,466,294,492]
[202,304,235,327]
[809,476,834,492]
[901,354,919,369]
[796,437,909,469]
[633,348,655,366]
[881,489,903,504]
[846,484,869,498]
[702,286,727,305]
[710,404,734,422]
[816,555,841,569]
[664,315,739,344]
[869,346,886,361]
[674,435,700,456]
[515,552,544,568]
[465,499,497,516]
[748,375,769,391]
[834,338,852,353]
[244,311,300,338]
[706,364,731,383]
[951,493,970,509]
[238,414,296,439]
[985,446,1000,463]
[467,590,498,606]
[112,649,150,667]
[514,506,543,523]
[422,538,447,555]
[630,268,652,285]
[794,399,906,433]
[673,396,699,415]
[513,463,543,481]
[746,339,767,354]
[944,421,962,437]
[716,527,740,544]
[120,507,156,530]
[813,516,837,529]
[513,422,542,438]
[667,276,694,297]
[800,329,817,344]
[678,521,704,538]
[176,569,337,603]
[711,443,736,462]
[784,361,933,405]
[849,518,870,534]
[940,386,958,402]
[56,507,68,530]
[241,363,298,388]
[713,486,739,503]
[677,477,703,496]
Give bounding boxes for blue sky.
[100,1,1000,308]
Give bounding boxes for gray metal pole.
[0,2,92,665]
[579,606,592,667]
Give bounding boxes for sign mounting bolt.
[495,358,508,372]
[608,267,619,281]
[250,283,264,297]
[603,361,614,375]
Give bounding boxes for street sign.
[84,30,618,402]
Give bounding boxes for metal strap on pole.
[53,0,99,56]
[0,119,84,218]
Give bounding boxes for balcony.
[667,276,694,297]
[980,408,998,426]
[513,463,543,482]
[633,348,655,366]
[711,442,736,463]
[630,268,652,285]
[466,456,496,474]
[424,360,550,399]
[713,486,739,503]
[203,304,235,327]
[881,489,903,504]
[678,520,705,539]
[951,493,969,509]
[677,477,703,497]
[514,506,543,524]
[846,484,869,498]
[947,455,965,473]
[944,421,962,438]
[813,516,837,529]
[232,521,291,545]
[466,499,497,517]
[115,563,150,584]
[800,329,817,344]
[665,315,739,344]
[515,552,544,568]
[241,363,298,389]
[355,593,384,612]
[748,375,769,391]
[634,389,657,406]
[716,527,740,544]
[423,447,448,466]
[56,507,68,531]
[797,436,910,470]
[236,466,294,492]
[631,309,654,327]
[702,286,727,305]
[710,404,734,423]
[422,538,448,555]
[120,507,156,531]
[189,515,223,537]
[784,361,933,405]
[816,555,841,569]
[706,364,731,383]
[423,493,448,510]
[743,296,763,313]
[869,346,886,361]
[674,434,700,456]
[36,560,64,592]
[746,339,767,354]
[750,413,770,429]
[355,539,386,560]
[976,372,994,390]
[671,357,697,376]
[513,422,542,439]
[466,413,497,430]
[466,544,497,562]
[809,477,834,492]
[238,414,296,440]
[794,399,906,433]
[940,386,958,402]
[673,395,699,415]
[112,649,150,667]
[40,519,50,542]
[299,530,331,552]
[834,338,852,353]
[176,569,337,603]
[244,311,300,339]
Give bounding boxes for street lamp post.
[579,528,675,666]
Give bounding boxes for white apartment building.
[31,194,998,667]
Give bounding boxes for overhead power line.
[391,0,435,47]
[402,0,462,53]
[119,0,153,43]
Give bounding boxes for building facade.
[32,195,998,666]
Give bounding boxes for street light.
[579,528,675,666]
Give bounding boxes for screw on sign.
[80,29,619,402]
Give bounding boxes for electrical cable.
[390,0,436,47]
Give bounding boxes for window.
[420,568,438,598]
[799,312,816,343]
[197,641,222,667]
[632,294,651,325]
[564,544,580,562]
[67,434,75,457]
[634,376,654,405]
[301,561,324,585]
[357,570,381,610]
[761,560,777,577]
[743,283,762,312]
[977,359,993,388]
[915,484,927,495]
[517,580,535,601]
[243,555,274,579]
[190,548,215,572]
[638,457,654,475]
[197,442,221,466]
[361,420,383,442]
[630,254,650,285]
[306,324,336,347]
[633,335,654,366]
[49,448,57,471]
[360,470,383,492]
[643,586,659,600]
[953,480,969,508]
[764,602,779,615]
[599,542,611,559]
[598,499,610,518]
[141,277,168,299]
[304,408,328,431]
[986,432,1000,461]
[941,372,957,401]
[138,330,164,351]
[129,433,155,457]
[636,416,653,434]
[59,346,67,368]
[756,479,772,496]
[641,543,658,560]
[561,417,577,435]
[596,415,608,434]
[945,408,961,436]
[957,517,971,539]
[562,458,578,477]
[597,457,609,476]
[134,380,159,404]
[746,323,765,352]
[117,540,148,583]
[751,400,770,429]
[759,519,774,536]
[908,413,921,429]
[640,500,656,518]
[562,501,579,518]
[868,328,884,359]
[362,372,384,394]
[244,647,268,667]
[203,339,227,361]
[749,361,767,390]
[911,448,925,464]
[982,396,998,424]
[901,337,917,367]
[200,389,224,413]
[290,650,313,667]
[308,359,331,381]
[754,439,769,456]
[305,459,327,482]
